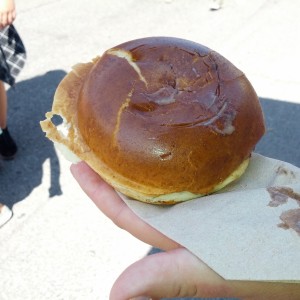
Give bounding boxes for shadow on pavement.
[0,70,67,209]
[256,97,300,167]
[147,96,300,300]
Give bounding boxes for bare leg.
[0,81,17,159]
[0,80,7,129]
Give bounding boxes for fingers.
[111,248,300,300]
[0,13,16,29]
[8,10,16,24]
[70,162,180,251]
[0,10,16,29]
[110,248,231,300]
[0,12,7,28]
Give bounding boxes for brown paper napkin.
[120,153,300,281]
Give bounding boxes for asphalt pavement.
[0,0,299,299]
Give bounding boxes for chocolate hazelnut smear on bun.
[41,37,265,205]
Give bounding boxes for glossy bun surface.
[77,37,265,199]
[41,37,265,204]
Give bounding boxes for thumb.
[109,248,230,300]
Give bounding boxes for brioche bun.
[41,37,265,204]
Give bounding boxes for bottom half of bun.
[41,111,250,205]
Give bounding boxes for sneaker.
[0,203,13,227]
[0,127,18,160]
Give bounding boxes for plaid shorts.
[0,25,26,86]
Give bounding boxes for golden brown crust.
[77,37,265,195]
[41,37,265,203]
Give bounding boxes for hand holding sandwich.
[71,161,300,300]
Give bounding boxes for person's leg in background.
[0,80,7,128]
[0,80,17,159]
[0,80,15,226]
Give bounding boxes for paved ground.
[0,0,299,299]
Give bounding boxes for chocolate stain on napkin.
[267,186,300,236]
[276,166,296,179]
